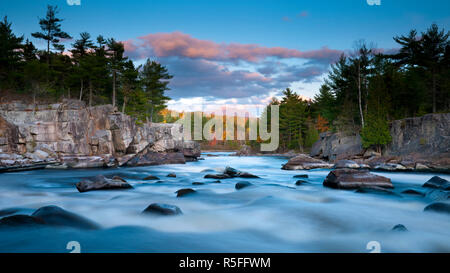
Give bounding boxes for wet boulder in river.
[295,180,309,186]
[176,188,197,197]
[167,173,176,178]
[424,202,450,215]
[293,174,308,179]
[0,214,45,228]
[112,176,127,182]
[32,205,100,230]
[143,175,160,180]
[235,181,253,190]
[402,189,425,196]
[76,175,133,193]
[392,224,408,232]
[282,154,333,170]
[423,176,450,191]
[142,203,182,216]
[323,169,393,190]
[334,160,361,169]
[224,166,260,178]
[204,173,232,179]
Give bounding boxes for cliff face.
[310,113,450,171]
[385,113,450,159]
[0,100,200,170]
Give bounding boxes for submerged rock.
[402,189,425,196]
[225,166,260,178]
[235,181,253,190]
[238,172,260,178]
[143,175,160,180]
[0,214,45,228]
[293,174,308,178]
[167,173,176,178]
[424,189,450,202]
[392,224,408,232]
[176,188,197,197]
[295,180,309,186]
[323,169,393,190]
[192,182,205,185]
[142,203,182,216]
[424,202,450,215]
[204,173,232,179]
[31,205,100,230]
[423,176,450,191]
[282,154,333,170]
[76,175,133,193]
[356,186,399,196]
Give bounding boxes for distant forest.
[0,5,449,153]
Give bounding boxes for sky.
[1,0,449,114]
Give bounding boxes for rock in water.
[31,205,100,230]
[0,215,45,228]
[235,181,253,190]
[323,169,393,190]
[282,154,333,170]
[392,224,408,232]
[143,175,160,180]
[295,180,308,186]
[76,175,133,193]
[176,188,197,197]
[142,203,182,216]
[192,182,205,185]
[293,174,308,178]
[423,176,450,191]
[167,173,176,178]
[112,176,127,182]
[334,160,361,169]
[238,172,260,178]
[402,189,425,196]
[204,174,232,179]
[224,166,240,177]
[424,202,450,215]
[356,186,399,196]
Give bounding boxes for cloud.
[67,0,81,6]
[121,31,341,110]
[282,16,292,22]
[125,31,342,64]
[163,57,275,99]
[297,11,309,18]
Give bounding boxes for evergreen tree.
[31,5,71,65]
[0,16,24,86]
[106,38,127,108]
[139,59,173,122]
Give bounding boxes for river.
[0,152,449,253]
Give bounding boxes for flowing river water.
[0,152,449,253]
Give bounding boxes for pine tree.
[106,38,127,108]
[139,59,173,122]
[31,5,71,66]
[0,16,24,86]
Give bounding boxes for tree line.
[0,5,172,123]
[263,23,449,153]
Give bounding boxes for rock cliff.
[310,113,450,172]
[0,100,200,171]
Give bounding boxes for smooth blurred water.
[0,152,449,253]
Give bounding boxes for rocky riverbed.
[0,152,449,253]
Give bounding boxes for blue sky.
[2,0,449,112]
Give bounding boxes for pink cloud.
[298,11,309,18]
[124,31,342,63]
